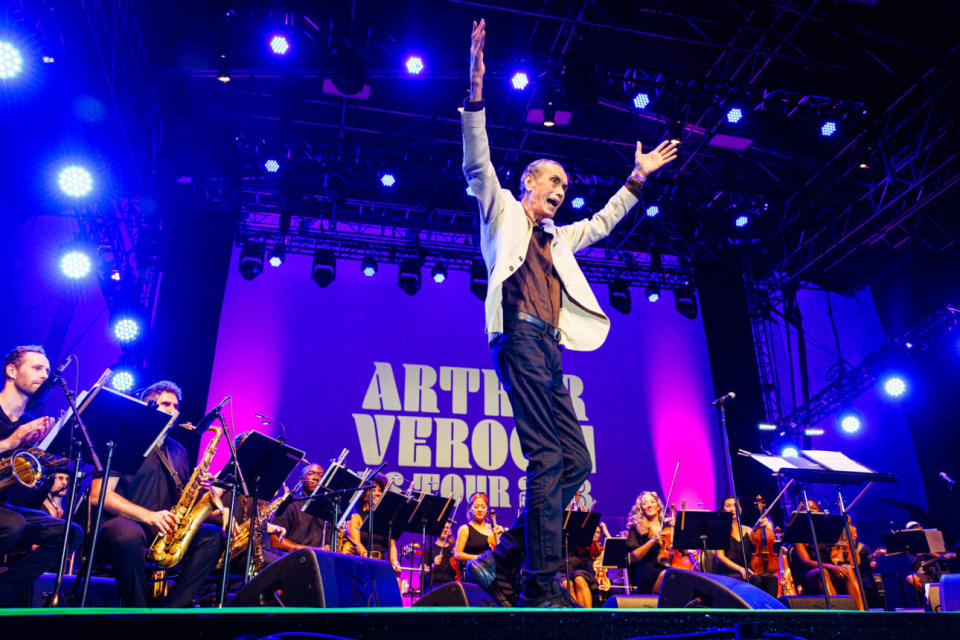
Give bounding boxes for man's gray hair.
[519,158,564,197]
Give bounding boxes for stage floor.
[2,607,958,640]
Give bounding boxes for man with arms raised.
[461,20,677,607]
[0,345,82,604]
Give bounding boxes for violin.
[657,503,696,570]
[749,495,779,575]
[487,509,502,549]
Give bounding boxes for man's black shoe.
[465,551,496,588]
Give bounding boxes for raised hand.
[633,140,679,180]
[469,19,486,101]
[2,416,54,451]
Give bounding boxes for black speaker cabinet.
[658,569,786,610]
[778,595,859,610]
[603,594,659,608]
[231,548,401,607]
[413,581,500,607]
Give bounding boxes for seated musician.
[791,499,864,609]
[454,492,503,582]
[90,381,225,607]
[623,491,671,594]
[0,345,83,605]
[422,519,458,592]
[713,496,778,597]
[904,520,955,596]
[269,463,329,553]
[346,474,400,573]
[562,522,607,608]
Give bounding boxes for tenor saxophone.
[148,425,222,569]
[216,484,291,572]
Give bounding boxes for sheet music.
[750,454,802,473]
[38,390,89,450]
[801,450,876,474]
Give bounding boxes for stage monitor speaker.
[941,574,960,612]
[658,569,786,610]
[413,581,499,607]
[603,594,659,608]
[777,595,858,610]
[231,548,401,608]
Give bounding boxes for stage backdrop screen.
[207,249,724,530]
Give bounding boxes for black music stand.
[600,537,631,592]
[358,489,408,554]
[398,492,456,597]
[882,528,946,555]
[672,510,733,563]
[302,459,367,531]
[561,510,601,583]
[220,431,304,585]
[49,385,177,607]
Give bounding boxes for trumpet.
[0,448,70,491]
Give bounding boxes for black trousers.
[490,320,592,595]
[99,516,224,607]
[0,503,83,605]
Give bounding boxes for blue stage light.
[645,205,659,218]
[465,185,474,196]
[726,107,743,124]
[735,215,749,228]
[405,56,424,75]
[571,197,585,209]
[646,283,660,303]
[883,376,907,398]
[633,92,650,110]
[381,173,396,187]
[57,166,94,198]
[821,121,837,137]
[0,41,24,79]
[267,246,284,268]
[361,256,377,277]
[780,445,800,458]
[111,370,135,392]
[840,413,862,434]
[511,72,529,90]
[112,317,141,343]
[60,251,92,279]
[431,264,447,283]
[264,159,280,173]
[269,34,290,56]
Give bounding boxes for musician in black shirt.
[89,381,224,607]
[0,345,83,605]
[270,463,329,553]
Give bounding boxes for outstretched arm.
[469,19,485,102]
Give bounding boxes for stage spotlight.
[0,41,24,79]
[805,427,825,436]
[60,251,92,279]
[381,173,396,187]
[398,258,421,295]
[757,423,777,432]
[821,121,837,137]
[470,258,487,300]
[267,246,284,268]
[465,185,475,196]
[734,215,749,228]
[511,72,529,90]
[609,278,631,314]
[216,53,230,83]
[674,284,698,320]
[645,205,659,218]
[111,370,135,392]
[312,249,336,287]
[57,166,94,198]
[405,56,424,75]
[726,107,743,124]
[571,197,585,209]
[883,376,907,398]
[361,256,378,277]
[632,92,650,110]
[780,445,800,458]
[543,103,556,127]
[238,245,265,280]
[264,159,280,173]
[269,34,290,56]
[645,282,660,303]
[431,264,447,284]
[112,317,141,343]
[840,413,862,434]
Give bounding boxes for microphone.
[940,472,956,487]
[193,396,231,434]
[711,391,736,406]
[26,355,72,412]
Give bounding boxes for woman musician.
[623,491,671,594]
[713,496,778,597]
[346,474,401,574]
[562,521,609,608]
[791,499,865,610]
[454,492,504,582]
[421,519,458,592]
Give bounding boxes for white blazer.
[462,108,640,351]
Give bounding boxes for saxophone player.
[0,345,83,605]
[90,381,225,607]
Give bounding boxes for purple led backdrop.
[206,248,724,531]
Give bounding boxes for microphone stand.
[714,394,749,582]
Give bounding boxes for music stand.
[881,529,946,555]
[398,492,456,597]
[358,489,408,551]
[561,510,601,582]
[672,510,733,560]
[52,385,177,607]
[221,431,303,583]
[302,454,367,529]
[600,537,632,592]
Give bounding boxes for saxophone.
[217,484,291,573]
[148,425,222,569]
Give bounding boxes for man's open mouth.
[546,197,560,207]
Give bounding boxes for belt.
[505,312,561,342]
